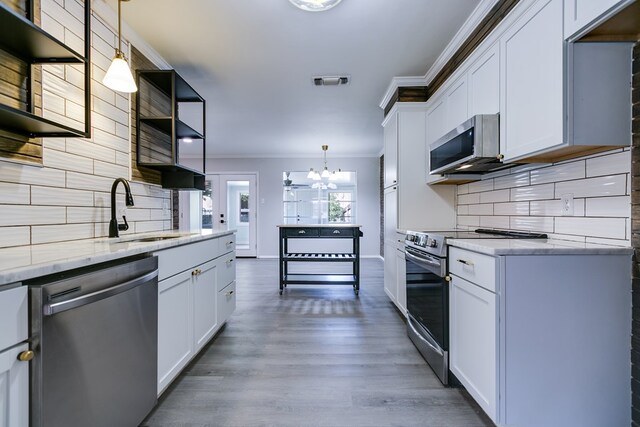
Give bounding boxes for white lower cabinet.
[383,242,397,302]
[0,343,29,427]
[0,285,29,427]
[395,247,406,315]
[155,235,236,395]
[449,275,497,420]
[449,245,631,426]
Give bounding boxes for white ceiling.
[108,0,481,157]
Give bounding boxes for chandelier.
[289,0,342,12]
[307,145,340,181]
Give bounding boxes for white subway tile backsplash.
[510,216,554,233]
[555,175,626,198]
[493,171,530,190]
[586,150,630,177]
[44,149,93,173]
[530,161,585,185]
[585,196,630,218]
[458,216,480,227]
[93,160,129,179]
[93,97,128,126]
[150,209,171,221]
[0,162,66,187]
[115,123,130,139]
[0,183,30,205]
[41,11,65,41]
[0,227,30,248]
[92,81,116,105]
[468,204,493,215]
[66,139,116,163]
[468,179,493,193]
[92,129,129,153]
[43,138,66,151]
[585,236,629,246]
[32,186,93,207]
[65,64,85,89]
[133,195,166,210]
[42,0,84,38]
[91,15,116,47]
[124,208,152,222]
[457,205,469,215]
[64,27,84,54]
[479,216,509,229]
[91,111,117,134]
[66,172,114,192]
[555,217,626,239]
[494,202,529,216]
[115,151,130,166]
[479,189,509,203]
[457,184,469,195]
[0,206,65,226]
[134,221,167,234]
[458,193,480,205]
[529,199,585,217]
[32,223,94,244]
[67,207,110,223]
[511,183,555,201]
[64,0,85,27]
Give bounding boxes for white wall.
[181,156,381,257]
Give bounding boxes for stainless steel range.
[404,228,546,385]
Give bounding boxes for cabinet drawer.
[217,252,236,291]
[0,286,27,351]
[319,227,356,237]
[155,238,221,280]
[220,234,235,254]
[449,247,496,292]
[284,228,319,238]
[218,281,236,325]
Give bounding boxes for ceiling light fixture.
[103,0,137,93]
[307,145,340,181]
[289,0,342,12]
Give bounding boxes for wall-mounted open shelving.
[0,1,91,138]
[136,69,206,191]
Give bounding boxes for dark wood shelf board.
[140,117,204,139]
[283,274,357,285]
[0,3,85,63]
[138,70,203,102]
[0,103,86,137]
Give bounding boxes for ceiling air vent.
[313,76,349,86]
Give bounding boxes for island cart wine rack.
[277,225,363,295]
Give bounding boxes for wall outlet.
[561,193,574,216]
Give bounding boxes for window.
[282,171,356,224]
[239,192,249,223]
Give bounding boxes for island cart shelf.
[277,225,363,295]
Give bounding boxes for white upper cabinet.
[564,0,634,39]
[425,96,446,147]
[500,0,564,162]
[383,112,398,189]
[444,75,468,131]
[468,43,500,117]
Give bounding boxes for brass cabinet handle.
[332,230,341,234]
[457,259,474,266]
[192,268,202,276]
[445,275,451,282]
[226,241,234,246]
[226,259,234,266]
[298,230,306,234]
[497,154,504,160]
[225,290,234,296]
[18,350,34,362]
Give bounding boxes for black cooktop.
[420,228,548,239]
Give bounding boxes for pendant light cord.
[117,0,122,55]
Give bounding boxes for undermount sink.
[109,234,191,244]
[127,236,183,243]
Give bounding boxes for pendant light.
[307,145,337,181]
[103,0,137,93]
[289,0,342,12]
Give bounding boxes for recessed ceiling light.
[289,0,342,12]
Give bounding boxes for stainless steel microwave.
[429,114,501,175]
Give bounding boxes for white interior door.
[204,174,257,257]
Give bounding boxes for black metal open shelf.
[282,274,357,285]
[0,103,86,137]
[138,70,203,102]
[139,117,204,139]
[283,253,356,262]
[0,3,85,63]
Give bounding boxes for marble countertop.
[0,228,235,287]
[448,238,634,256]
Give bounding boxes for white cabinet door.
[193,259,218,352]
[444,75,468,130]
[383,242,398,302]
[426,96,446,146]
[383,186,397,243]
[468,43,500,117]
[395,248,406,315]
[0,287,27,352]
[0,343,29,427]
[383,112,398,188]
[450,275,497,421]
[564,0,630,39]
[158,270,193,395]
[500,0,564,162]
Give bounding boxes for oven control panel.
[405,231,446,257]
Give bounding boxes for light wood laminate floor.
[142,258,493,427]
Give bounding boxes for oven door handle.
[405,249,444,275]
[408,316,444,357]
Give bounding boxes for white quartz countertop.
[0,228,235,287]
[448,238,633,256]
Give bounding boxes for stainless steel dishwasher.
[28,256,158,427]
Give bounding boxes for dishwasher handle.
[43,269,158,316]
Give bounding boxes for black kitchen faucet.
[109,177,135,238]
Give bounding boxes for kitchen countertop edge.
[448,238,634,256]
[0,229,235,287]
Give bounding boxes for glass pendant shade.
[307,168,316,179]
[321,168,331,178]
[289,0,342,12]
[103,52,137,93]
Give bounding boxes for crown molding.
[92,0,171,69]
[378,0,500,110]
[381,102,428,127]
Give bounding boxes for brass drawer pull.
[332,230,341,234]
[225,290,234,296]
[457,259,474,266]
[192,268,202,276]
[226,241,234,246]
[226,259,234,266]
[298,230,306,234]
[18,350,34,362]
